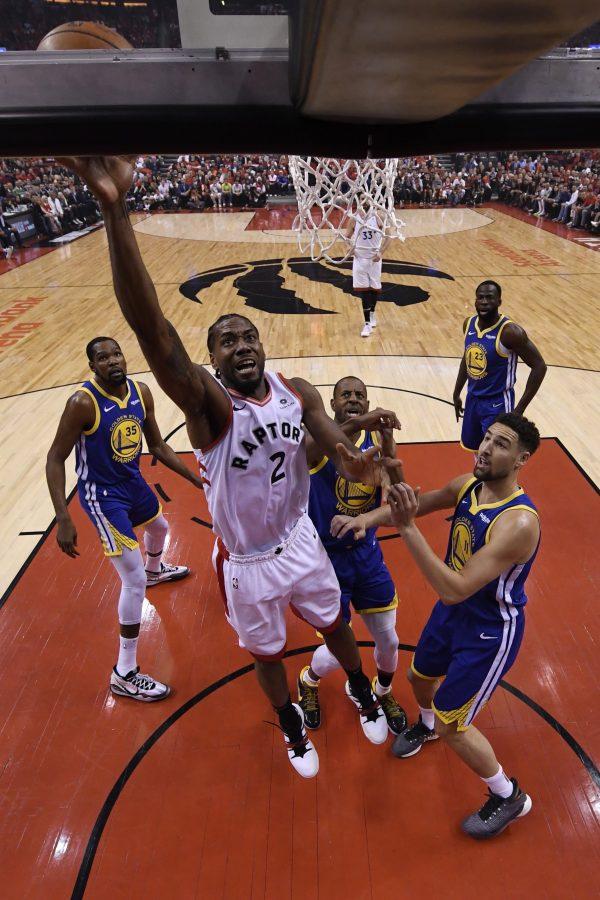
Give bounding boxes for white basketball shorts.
[212,514,342,660]
[352,255,382,291]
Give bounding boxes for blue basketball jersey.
[464,314,517,400]
[445,477,539,622]
[308,430,382,551]
[75,378,146,485]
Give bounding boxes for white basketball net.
[288,157,405,264]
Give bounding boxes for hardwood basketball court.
[0,203,599,898]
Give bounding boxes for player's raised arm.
[387,483,539,604]
[331,472,471,541]
[57,157,209,419]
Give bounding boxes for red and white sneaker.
[146,562,190,587]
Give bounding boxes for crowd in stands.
[392,150,600,232]
[493,150,600,230]
[2,149,600,258]
[2,0,180,51]
[0,157,103,257]
[127,154,293,212]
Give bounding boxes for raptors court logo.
[179,257,454,315]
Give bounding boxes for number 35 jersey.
[75,378,146,485]
[194,372,310,556]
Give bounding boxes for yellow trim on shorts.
[459,440,478,454]
[432,693,479,732]
[79,387,101,435]
[101,523,140,558]
[358,592,399,615]
[410,657,443,681]
[136,503,163,528]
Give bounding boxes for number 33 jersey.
[194,372,310,556]
[75,378,146,485]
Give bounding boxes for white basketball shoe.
[146,562,190,586]
[110,667,171,702]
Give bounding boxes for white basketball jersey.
[194,371,310,555]
[352,214,383,259]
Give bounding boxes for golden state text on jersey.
[75,378,145,484]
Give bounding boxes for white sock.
[419,706,435,730]
[117,635,139,676]
[301,667,320,687]
[483,766,513,798]
[374,677,391,697]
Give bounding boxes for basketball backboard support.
[0,0,597,156]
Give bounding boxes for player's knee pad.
[144,514,168,549]
[111,548,147,624]
[364,610,399,673]
[310,643,341,679]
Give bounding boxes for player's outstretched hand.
[57,516,80,558]
[388,483,421,531]
[330,514,367,542]
[355,407,401,432]
[56,156,135,207]
[336,443,403,485]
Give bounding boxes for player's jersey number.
[270,451,286,485]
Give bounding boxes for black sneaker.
[297,666,322,729]
[391,716,439,758]
[372,678,407,735]
[461,778,532,839]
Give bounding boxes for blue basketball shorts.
[461,390,514,452]
[78,476,161,557]
[326,537,397,623]
[411,600,525,730]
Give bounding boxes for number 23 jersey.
[194,372,310,556]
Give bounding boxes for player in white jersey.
[60,155,401,778]
[344,211,390,338]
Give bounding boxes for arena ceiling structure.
[0,0,598,156]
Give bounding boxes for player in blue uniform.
[46,337,204,701]
[298,376,407,736]
[387,413,540,838]
[337,413,541,837]
[453,281,546,452]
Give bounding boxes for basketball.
[37,21,133,51]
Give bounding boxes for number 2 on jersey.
[270,451,286,484]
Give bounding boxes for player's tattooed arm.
[57,157,230,446]
[452,317,470,420]
[501,324,547,414]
